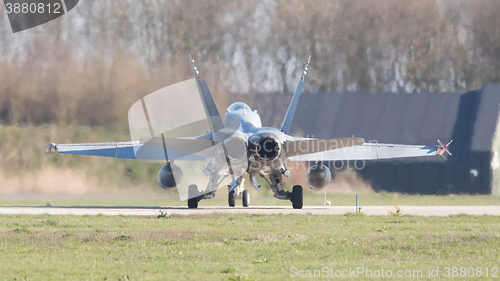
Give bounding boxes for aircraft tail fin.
[280,55,311,134]
[189,55,225,133]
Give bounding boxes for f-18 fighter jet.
[46,55,451,209]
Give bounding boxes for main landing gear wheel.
[188,196,199,209]
[292,185,303,209]
[228,190,236,207]
[187,184,199,209]
[242,189,250,207]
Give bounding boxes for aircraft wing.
[285,137,364,157]
[287,142,438,161]
[46,140,210,161]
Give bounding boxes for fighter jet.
[46,55,451,209]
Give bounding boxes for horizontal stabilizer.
[285,137,364,157]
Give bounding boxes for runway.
[0,206,499,216]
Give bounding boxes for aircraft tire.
[242,190,250,207]
[228,190,236,207]
[188,184,199,209]
[292,185,303,209]
[188,197,198,209]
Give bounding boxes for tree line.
[0,0,499,126]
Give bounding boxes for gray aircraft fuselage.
[215,102,294,176]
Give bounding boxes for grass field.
[2,125,500,280]
[1,213,499,280]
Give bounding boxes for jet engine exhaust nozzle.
[256,138,279,161]
[225,137,247,160]
[247,133,282,162]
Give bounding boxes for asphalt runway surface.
[0,206,499,216]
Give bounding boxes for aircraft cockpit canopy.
[227,102,251,112]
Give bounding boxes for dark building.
[230,84,500,195]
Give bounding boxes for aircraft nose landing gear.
[228,179,250,207]
[228,190,235,207]
[242,189,250,207]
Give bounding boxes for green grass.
[0,214,499,280]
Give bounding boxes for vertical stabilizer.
[189,55,225,133]
[280,56,311,134]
